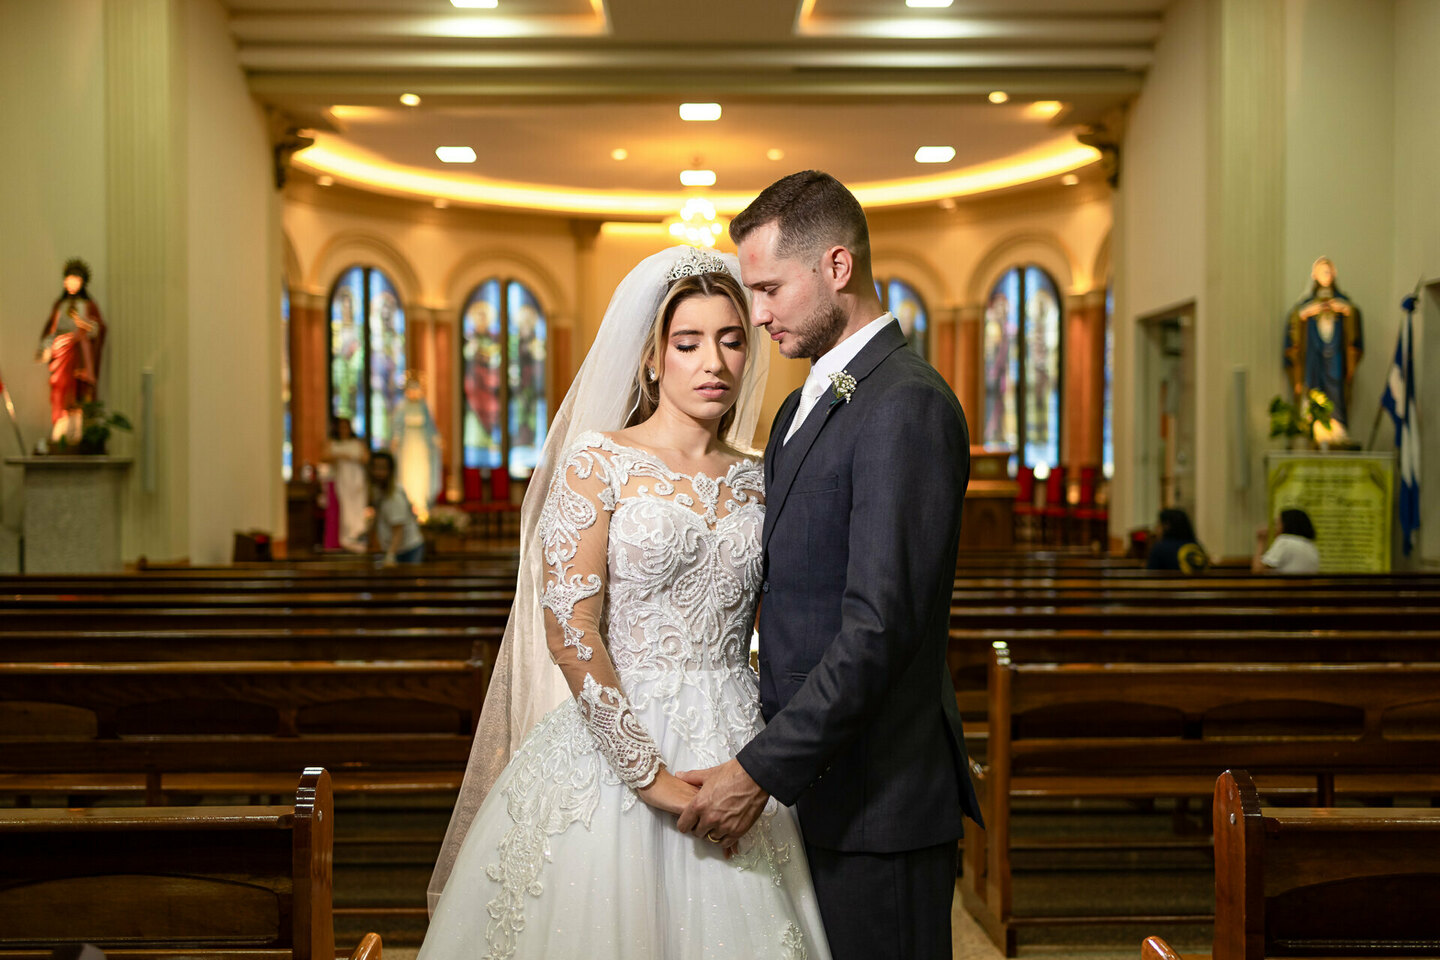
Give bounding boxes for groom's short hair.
[730,170,871,267]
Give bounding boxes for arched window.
[327,266,407,448]
[461,278,548,478]
[1103,285,1114,479]
[983,265,1063,475]
[281,284,292,482]
[876,278,929,360]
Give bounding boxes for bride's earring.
[647,368,657,382]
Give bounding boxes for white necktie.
[784,378,829,444]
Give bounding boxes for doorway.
[1136,303,1197,527]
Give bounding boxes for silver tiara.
[665,247,730,283]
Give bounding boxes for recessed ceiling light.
[399,93,421,107]
[938,197,957,210]
[611,148,629,161]
[1061,174,1080,186]
[988,91,1010,104]
[436,146,477,163]
[1024,100,1063,120]
[680,169,717,187]
[907,0,953,6]
[766,148,785,161]
[914,146,956,164]
[316,175,335,187]
[433,198,450,208]
[679,103,722,122]
[450,0,498,7]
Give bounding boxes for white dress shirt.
[783,313,896,444]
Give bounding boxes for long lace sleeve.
[537,443,663,790]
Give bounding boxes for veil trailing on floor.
[427,245,770,913]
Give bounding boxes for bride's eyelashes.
[673,338,745,353]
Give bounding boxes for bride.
[419,246,831,960]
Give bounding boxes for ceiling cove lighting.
[988,90,1009,104]
[294,133,1099,216]
[451,0,498,7]
[436,146,477,163]
[914,146,956,164]
[679,169,717,187]
[906,0,953,6]
[679,102,722,122]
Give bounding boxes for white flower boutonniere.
[828,370,857,406]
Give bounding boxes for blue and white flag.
[1381,295,1421,554]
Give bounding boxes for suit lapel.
[762,322,908,553]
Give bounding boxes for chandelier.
[666,197,726,248]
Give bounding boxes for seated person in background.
[1253,508,1320,574]
[369,451,424,566]
[1146,508,1210,573]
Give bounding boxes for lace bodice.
[538,432,765,788]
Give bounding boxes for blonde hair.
[627,270,751,436]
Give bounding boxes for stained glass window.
[1103,285,1114,479]
[984,265,1064,476]
[327,265,406,448]
[281,285,292,482]
[885,279,928,360]
[461,278,547,478]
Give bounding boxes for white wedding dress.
[419,433,831,960]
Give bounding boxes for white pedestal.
[5,457,132,573]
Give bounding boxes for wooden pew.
[1141,936,1184,960]
[0,659,481,804]
[1214,769,1440,960]
[961,645,1440,956]
[0,768,379,960]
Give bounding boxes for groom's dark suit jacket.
[737,320,982,852]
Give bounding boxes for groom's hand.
[674,759,769,848]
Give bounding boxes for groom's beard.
[791,299,849,361]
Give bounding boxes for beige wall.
[0,0,110,570]
[184,0,281,564]
[1112,0,1211,544]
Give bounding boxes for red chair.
[1072,465,1110,548]
[1013,464,1039,543]
[1039,464,1069,545]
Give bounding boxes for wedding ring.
[706,831,723,843]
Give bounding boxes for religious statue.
[1284,257,1363,442]
[36,258,106,445]
[392,373,442,522]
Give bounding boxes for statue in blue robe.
[1284,257,1363,439]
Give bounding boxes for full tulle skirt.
[419,677,830,960]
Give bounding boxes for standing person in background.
[1253,508,1320,574]
[325,417,370,553]
[370,450,424,566]
[1146,508,1209,573]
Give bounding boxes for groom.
[678,171,981,958]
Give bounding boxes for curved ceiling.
[228,0,1161,214]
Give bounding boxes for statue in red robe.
[36,259,106,445]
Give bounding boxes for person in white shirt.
[1253,508,1320,574]
[369,450,425,566]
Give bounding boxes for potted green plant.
[1268,389,1334,447]
[52,401,132,455]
